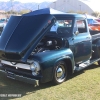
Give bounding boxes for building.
[49,0,100,14]
[0,10,6,13]
[0,10,6,19]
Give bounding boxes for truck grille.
[3,65,41,79]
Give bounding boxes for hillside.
[0,1,51,11]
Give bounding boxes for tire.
[52,61,67,85]
[98,60,100,65]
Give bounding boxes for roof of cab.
[23,8,86,18]
[53,13,86,18]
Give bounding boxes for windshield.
[49,19,73,37]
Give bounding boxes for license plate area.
[7,71,15,79]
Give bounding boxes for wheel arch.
[63,58,73,75]
[51,57,74,84]
[92,39,100,59]
[53,56,74,77]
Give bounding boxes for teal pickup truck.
[0,8,100,86]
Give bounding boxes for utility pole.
[10,0,14,14]
[79,5,81,12]
[38,5,39,10]
[53,1,56,9]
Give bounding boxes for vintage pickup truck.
[0,8,100,86]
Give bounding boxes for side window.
[76,20,87,33]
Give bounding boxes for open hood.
[0,8,57,62]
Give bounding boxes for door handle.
[86,37,90,39]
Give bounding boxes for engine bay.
[31,36,63,54]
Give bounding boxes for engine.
[31,36,62,54]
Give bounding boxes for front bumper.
[0,66,39,86]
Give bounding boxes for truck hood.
[0,14,55,62]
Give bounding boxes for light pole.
[79,5,81,12]
[38,5,39,10]
[53,1,56,9]
[10,0,14,14]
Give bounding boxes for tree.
[91,11,100,17]
[19,9,31,15]
[67,10,76,13]
[67,10,88,14]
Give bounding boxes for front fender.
[31,48,75,83]
[54,52,75,71]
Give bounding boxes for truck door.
[73,18,92,64]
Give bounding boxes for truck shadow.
[0,63,99,100]
[0,72,54,100]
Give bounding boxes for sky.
[0,0,57,3]
[0,0,99,11]
[81,0,100,12]
[0,0,99,3]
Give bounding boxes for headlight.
[30,64,36,71]
[30,61,40,76]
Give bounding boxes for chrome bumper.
[0,67,39,86]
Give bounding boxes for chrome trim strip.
[1,60,30,70]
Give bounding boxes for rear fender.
[92,39,100,58]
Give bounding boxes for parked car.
[86,15,100,31]
[0,18,8,34]
[87,18,100,31]
[96,18,100,22]
[0,8,100,86]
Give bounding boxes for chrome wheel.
[56,65,65,82]
[53,61,67,84]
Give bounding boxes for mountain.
[0,1,51,11]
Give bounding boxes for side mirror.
[74,31,79,35]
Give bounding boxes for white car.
[0,20,7,34]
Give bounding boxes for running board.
[75,58,100,71]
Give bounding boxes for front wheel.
[52,61,67,85]
[98,60,100,65]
